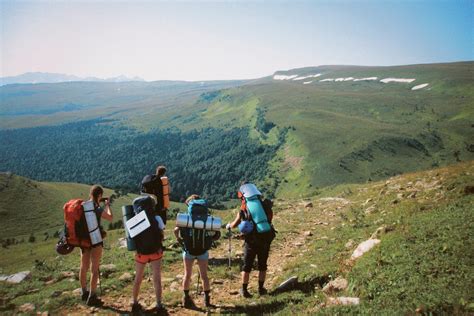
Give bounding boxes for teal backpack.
[180,199,214,256]
[239,184,272,233]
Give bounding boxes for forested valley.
[0,119,285,207]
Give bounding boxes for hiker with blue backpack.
[226,183,275,298]
[174,195,221,308]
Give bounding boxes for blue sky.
[1,0,472,81]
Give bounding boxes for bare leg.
[150,259,162,303]
[241,271,250,285]
[89,246,103,294]
[182,258,194,291]
[197,259,210,292]
[132,261,146,303]
[80,249,91,290]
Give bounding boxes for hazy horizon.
[1,0,472,81]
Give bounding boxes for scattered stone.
[61,291,71,296]
[175,274,183,280]
[170,281,179,292]
[0,271,31,284]
[322,277,348,294]
[119,272,133,282]
[235,251,244,257]
[319,197,350,205]
[408,191,417,198]
[118,238,127,248]
[275,276,298,292]
[19,303,35,313]
[50,291,62,298]
[304,231,313,237]
[72,288,82,296]
[284,254,293,257]
[327,296,360,306]
[229,290,239,295]
[27,288,40,294]
[294,242,304,247]
[351,239,381,260]
[363,198,373,205]
[59,271,75,280]
[345,240,355,249]
[310,264,317,268]
[365,206,376,214]
[212,279,224,285]
[101,264,116,272]
[304,202,313,208]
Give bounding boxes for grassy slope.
[0,173,186,240]
[0,162,472,314]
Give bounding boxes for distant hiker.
[79,185,113,306]
[140,165,170,225]
[174,195,221,308]
[129,194,165,313]
[226,183,275,298]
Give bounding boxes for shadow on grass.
[219,298,303,315]
[271,274,330,295]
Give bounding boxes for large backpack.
[63,199,91,248]
[180,199,214,256]
[239,184,272,233]
[140,174,167,224]
[132,195,163,255]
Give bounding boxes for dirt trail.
[63,198,350,315]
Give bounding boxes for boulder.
[322,277,348,294]
[304,231,313,237]
[1,271,31,284]
[118,238,127,248]
[304,202,313,208]
[119,272,133,282]
[275,276,298,292]
[351,239,381,260]
[50,291,62,298]
[18,303,35,313]
[327,297,360,306]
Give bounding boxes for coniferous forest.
[0,119,284,206]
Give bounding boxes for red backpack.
[63,199,91,248]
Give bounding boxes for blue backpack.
[180,199,214,256]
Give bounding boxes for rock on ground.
[322,277,348,294]
[0,271,31,284]
[327,297,360,306]
[18,303,35,313]
[275,276,298,292]
[119,272,133,281]
[351,239,381,259]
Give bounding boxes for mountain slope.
[0,162,472,314]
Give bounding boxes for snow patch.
[273,74,298,80]
[335,78,345,82]
[411,83,429,90]
[344,77,354,81]
[293,74,322,81]
[320,78,334,82]
[380,78,416,83]
[354,77,378,81]
[303,81,313,84]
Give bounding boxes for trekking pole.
[227,227,232,270]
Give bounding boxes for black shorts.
[242,241,271,273]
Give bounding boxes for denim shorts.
[182,251,209,261]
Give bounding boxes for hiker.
[226,183,275,298]
[140,165,170,225]
[79,185,113,306]
[130,194,165,313]
[174,195,221,308]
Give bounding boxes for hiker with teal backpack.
[226,183,275,298]
[174,195,221,308]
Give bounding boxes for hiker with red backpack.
[174,195,221,309]
[75,185,113,306]
[226,183,275,298]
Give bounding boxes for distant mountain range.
[0,72,145,86]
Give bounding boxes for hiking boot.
[182,295,194,308]
[131,302,142,313]
[258,287,268,295]
[239,288,253,298]
[204,295,213,308]
[86,294,103,307]
[155,302,166,313]
[81,290,90,302]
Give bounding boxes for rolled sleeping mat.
[176,213,222,231]
[82,200,103,246]
[122,205,137,251]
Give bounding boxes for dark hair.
[185,194,200,205]
[89,185,104,205]
[156,165,167,177]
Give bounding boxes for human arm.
[226,211,242,230]
[101,199,113,222]
[173,226,182,243]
